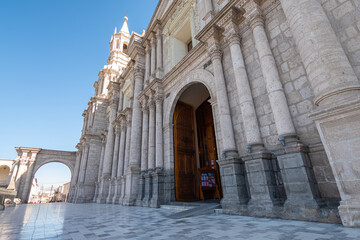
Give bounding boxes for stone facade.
[63,0,359,227]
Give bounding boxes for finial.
[114,27,117,34]
[124,11,128,22]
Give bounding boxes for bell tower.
[95,16,131,97]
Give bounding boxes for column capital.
[134,66,145,79]
[208,42,222,61]
[141,96,149,112]
[150,32,157,46]
[155,93,164,105]
[244,1,264,30]
[148,96,155,110]
[145,41,151,53]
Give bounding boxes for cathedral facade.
[67,0,360,227]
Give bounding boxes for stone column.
[150,34,156,80]
[69,148,82,203]
[120,110,132,205]
[106,126,120,203]
[279,0,360,227]
[78,144,90,184]
[124,68,144,206]
[93,138,104,202]
[150,93,164,208]
[97,100,118,203]
[156,28,163,78]
[145,42,151,85]
[136,98,149,206]
[204,28,249,213]
[207,31,237,157]
[148,97,156,169]
[114,116,126,204]
[224,16,279,212]
[21,160,35,202]
[143,96,155,207]
[245,1,322,215]
[117,89,124,112]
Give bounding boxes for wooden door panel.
[174,102,198,202]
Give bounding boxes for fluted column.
[150,34,156,80]
[279,0,360,227]
[145,42,151,85]
[78,144,89,184]
[155,94,163,169]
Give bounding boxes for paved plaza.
[1,203,360,240]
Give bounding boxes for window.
[123,43,128,53]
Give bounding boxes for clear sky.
[0,0,158,186]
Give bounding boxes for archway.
[0,165,10,186]
[173,83,222,202]
[28,162,71,204]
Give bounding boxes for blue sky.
[0,0,158,187]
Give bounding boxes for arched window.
[123,43,128,53]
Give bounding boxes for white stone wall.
[321,0,360,80]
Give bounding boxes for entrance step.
[166,203,221,219]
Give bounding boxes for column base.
[122,166,140,206]
[75,183,95,203]
[112,179,121,204]
[118,177,126,205]
[135,171,146,206]
[217,157,249,213]
[338,199,360,227]
[149,168,165,208]
[277,144,324,215]
[96,177,111,204]
[106,179,116,204]
[243,151,283,217]
[142,170,153,207]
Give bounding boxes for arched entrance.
[29,162,72,203]
[173,83,222,202]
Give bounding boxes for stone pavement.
[1,203,360,240]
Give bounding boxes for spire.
[114,27,117,34]
[120,16,130,35]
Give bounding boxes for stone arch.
[32,158,75,177]
[12,148,77,203]
[164,68,216,125]
[163,69,219,202]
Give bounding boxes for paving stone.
[0,203,360,239]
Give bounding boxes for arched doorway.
[0,165,10,186]
[28,162,71,204]
[173,83,222,202]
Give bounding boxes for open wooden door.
[174,101,198,201]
